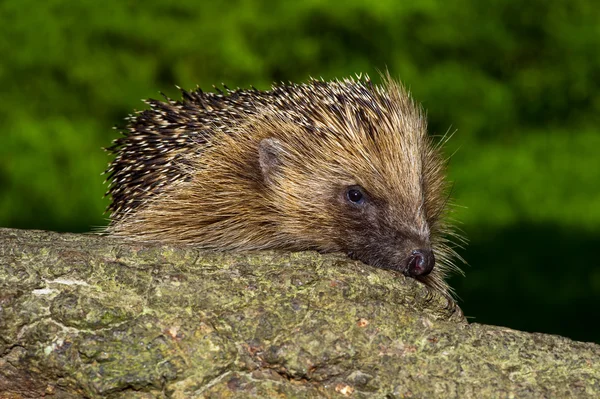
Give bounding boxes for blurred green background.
[2,1,599,342]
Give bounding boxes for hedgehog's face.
[331,182,436,278]
[257,134,440,280]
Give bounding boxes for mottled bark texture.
[0,228,598,398]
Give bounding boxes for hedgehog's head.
[253,79,461,295]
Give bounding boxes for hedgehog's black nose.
[406,249,435,277]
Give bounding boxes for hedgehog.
[105,74,463,297]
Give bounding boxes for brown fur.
[105,75,464,297]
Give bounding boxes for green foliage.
[451,130,600,230]
[1,0,599,342]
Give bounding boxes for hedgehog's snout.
[405,248,435,277]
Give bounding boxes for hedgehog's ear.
[258,138,284,185]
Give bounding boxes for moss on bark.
[0,228,598,398]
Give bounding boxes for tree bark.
[0,228,598,398]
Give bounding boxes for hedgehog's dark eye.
[346,186,365,205]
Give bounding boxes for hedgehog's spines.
[180,89,194,103]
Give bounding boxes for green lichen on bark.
[0,228,598,398]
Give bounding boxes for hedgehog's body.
[106,76,462,296]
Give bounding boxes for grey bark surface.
[0,228,598,398]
